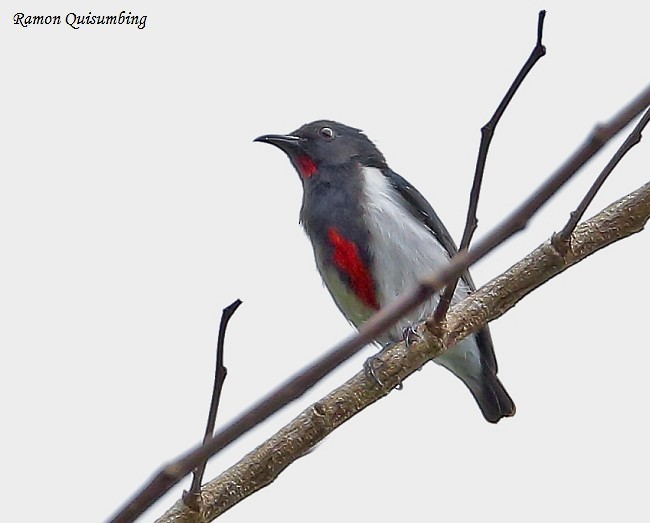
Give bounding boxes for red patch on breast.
[327,227,379,310]
[297,154,318,178]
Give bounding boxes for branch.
[434,9,547,324]
[183,299,242,511]
[461,9,547,249]
[108,83,650,523]
[553,107,650,249]
[156,180,650,522]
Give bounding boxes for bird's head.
[255,120,386,180]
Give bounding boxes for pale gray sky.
[2,1,648,522]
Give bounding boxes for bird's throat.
[297,155,318,178]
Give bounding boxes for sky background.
[2,1,648,522]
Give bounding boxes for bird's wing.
[383,169,460,259]
[382,168,498,372]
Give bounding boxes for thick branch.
[155,181,650,522]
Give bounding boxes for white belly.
[360,166,482,378]
[361,168,468,333]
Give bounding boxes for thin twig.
[552,107,650,250]
[108,83,650,523]
[182,299,243,511]
[433,10,547,325]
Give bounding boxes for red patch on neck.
[297,154,318,178]
[328,227,379,310]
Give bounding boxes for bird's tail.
[466,369,516,423]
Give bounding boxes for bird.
[255,120,515,423]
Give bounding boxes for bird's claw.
[364,356,386,387]
[402,324,423,346]
[364,356,403,390]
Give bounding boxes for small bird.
[255,120,515,423]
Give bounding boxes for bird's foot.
[364,355,403,390]
[364,356,386,387]
[402,324,423,346]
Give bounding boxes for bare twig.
[552,107,650,250]
[462,9,547,249]
[182,299,242,511]
[434,10,547,325]
[156,181,650,522]
[108,83,650,523]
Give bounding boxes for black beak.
[254,134,302,152]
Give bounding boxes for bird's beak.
[254,134,302,153]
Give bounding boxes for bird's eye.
[319,127,334,140]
